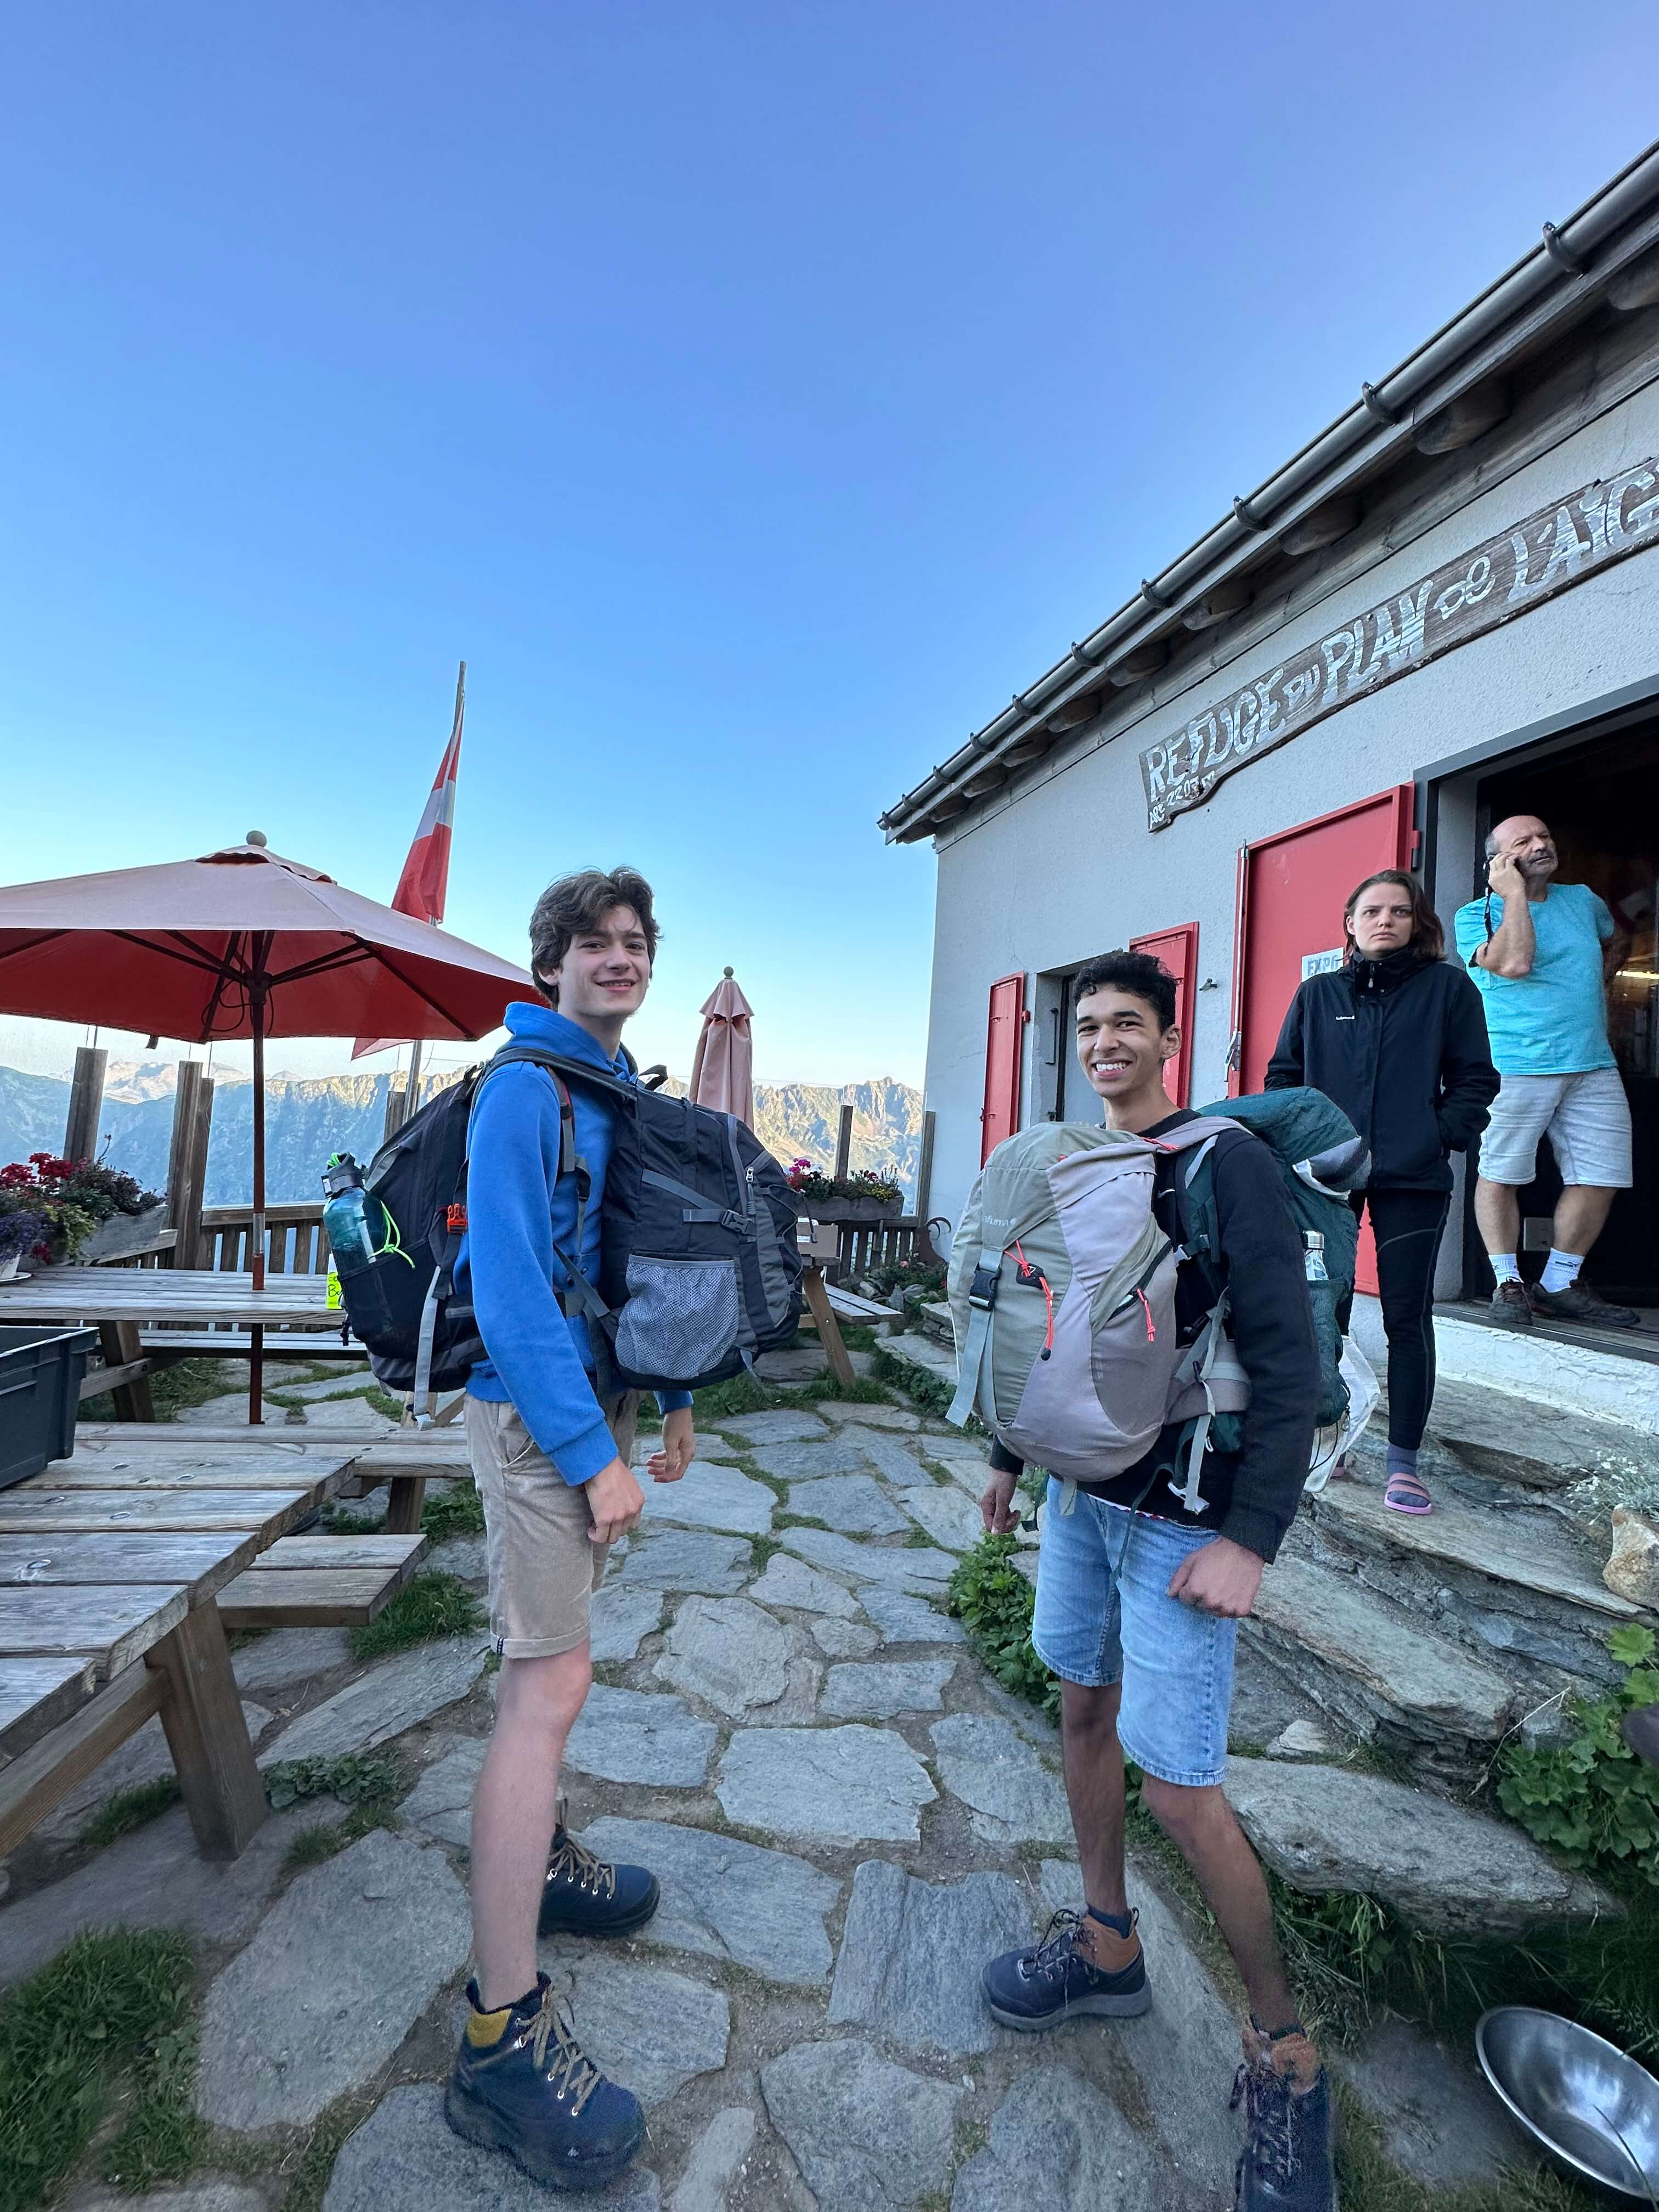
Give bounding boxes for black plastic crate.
[0,1325,99,1491]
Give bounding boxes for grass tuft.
[80,1775,183,1851]
[347,1571,484,1660]
[749,1533,782,1571]
[276,2091,377,2212]
[0,1928,204,2212]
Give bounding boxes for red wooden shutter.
[1128,922,1199,1108]
[1231,785,1416,1294]
[981,973,1026,1164]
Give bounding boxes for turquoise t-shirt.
[1453,881,1616,1076]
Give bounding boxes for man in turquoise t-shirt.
[1453,814,1635,1328]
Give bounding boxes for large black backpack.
[332,1046,803,1417]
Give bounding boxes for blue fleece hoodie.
[458,1001,691,1485]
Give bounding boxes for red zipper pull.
[1135,1286,1155,1343]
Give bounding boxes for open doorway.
[1460,719,1659,1311]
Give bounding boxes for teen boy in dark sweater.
[979,950,1334,2212]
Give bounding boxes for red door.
[1129,922,1199,1108]
[1231,786,1415,1295]
[981,973,1026,1164]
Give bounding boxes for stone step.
[1247,1553,1518,1779]
[915,1299,955,1348]
[880,1330,958,1392]
[1355,1371,1659,1493]
[1430,1305,1659,1431]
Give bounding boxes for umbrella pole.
[249,980,266,1425]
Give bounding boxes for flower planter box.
[794,1196,904,1223]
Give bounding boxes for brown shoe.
[1528,1279,1641,1328]
[1489,1280,1534,1328]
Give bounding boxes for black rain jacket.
[1265,949,1498,1193]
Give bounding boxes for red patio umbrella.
[0,837,532,1419]
[689,967,755,1127]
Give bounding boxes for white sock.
[1489,1253,1521,1285]
[1540,1248,1584,1294]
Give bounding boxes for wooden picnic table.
[0,1432,363,1859]
[0,1268,340,1423]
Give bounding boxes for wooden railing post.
[63,1047,108,1164]
[913,1108,940,1263]
[167,1064,215,1271]
[383,1079,409,1144]
[833,1101,854,1183]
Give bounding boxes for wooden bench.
[138,1330,368,1363]
[216,1531,430,1628]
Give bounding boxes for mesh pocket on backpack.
[614,1256,742,1380]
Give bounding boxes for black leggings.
[1348,1187,1451,1451]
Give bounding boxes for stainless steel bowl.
[1476,2008,1659,2201]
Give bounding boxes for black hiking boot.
[445,1973,644,2192]
[1232,2021,1336,2210]
[1528,1279,1641,1328]
[1488,1280,1534,1328]
[982,1907,1152,2030]
[538,1811,660,1939]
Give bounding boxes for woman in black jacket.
[1267,870,1498,1514]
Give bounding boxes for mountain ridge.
[0,1062,924,1209]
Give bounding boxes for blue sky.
[3,2,1654,1089]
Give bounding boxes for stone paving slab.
[427,1534,487,1582]
[842,1427,936,1487]
[810,1617,880,1657]
[711,1410,828,1446]
[652,1595,791,1718]
[748,1551,862,1618]
[539,1950,731,2106]
[1330,2017,1542,2189]
[779,1525,954,1590]
[579,1815,841,1987]
[565,1685,718,1787]
[895,1483,983,1553]
[930,1714,1071,1845]
[783,1474,910,1534]
[827,1859,1032,2055]
[399,1737,484,1848]
[323,2084,660,2212]
[818,1402,920,1429]
[72,2184,269,2212]
[856,1585,967,1644]
[1040,1861,1242,2191]
[616,1528,752,1595]
[668,2108,757,2212]
[198,1829,470,2129]
[258,1638,487,1765]
[640,1462,775,1537]
[42,1701,271,1840]
[0,1799,349,1990]
[950,2064,1158,2211]
[751,1438,880,1481]
[715,1724,937,1843]
[591,1583,668,1662]
[232,1626,353,1694]
[760,2039,961,2212]
[820,1657,956,1718]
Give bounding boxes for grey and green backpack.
[946,1087,1368,1511]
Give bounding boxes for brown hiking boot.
[1488,1280,1534,1328]
[1233,2022,1334,2209]
[1528,1279,1641,1328]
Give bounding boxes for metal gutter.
[881,139,1659,839]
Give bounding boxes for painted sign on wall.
[1139,460,1659,830]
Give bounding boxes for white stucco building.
[883,145,1659,1409]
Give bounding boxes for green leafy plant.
[264,1751,407,1861]
[947,1532,1058,1717]
[0,1928,204,2212]
[347,1570,483,1660]
[868,1254,947,1300]
[1498,1626,1659,1884]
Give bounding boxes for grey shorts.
[1480,1067,1633,1189]
[465,1391,640,1661]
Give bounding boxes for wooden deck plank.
[0,1530,259,1595]
[0,1269,331,1327]
[0,1487,328,1536]
[0,1584,189,1672]
[0,1654,98,1759]
[217,1566,409,1629]
[252,1533,429,1572]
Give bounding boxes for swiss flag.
[353,664,466,1059]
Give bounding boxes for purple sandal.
[1384,1470,1433,1515]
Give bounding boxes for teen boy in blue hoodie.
[445,867,695,2193]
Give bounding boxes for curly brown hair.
[528,867,659,1002]
[1342,869,1443,960]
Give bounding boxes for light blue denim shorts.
[1031,1478,1237,1789]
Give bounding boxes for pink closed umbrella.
[689,967,754,1127]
